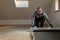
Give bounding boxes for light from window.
[55,0,59,11]
[14,0,29,8]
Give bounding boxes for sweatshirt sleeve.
[43,12,49,23]
[32,11,36,27]
[43,12,53,27]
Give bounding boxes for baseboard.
[0,20,31,25]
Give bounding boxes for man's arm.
[32,11,36,27]
[43,12,53,27]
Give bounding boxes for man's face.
[37,8,42,14]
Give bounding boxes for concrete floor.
[0,25,59,40]
[0,26,32,40]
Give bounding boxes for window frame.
[55,0,60,12]
[14,0,29,8]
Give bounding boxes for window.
[55,0,59,11]
[14,0,29,8]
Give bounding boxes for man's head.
[37,7,43,14]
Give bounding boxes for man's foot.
[32,26,37,29]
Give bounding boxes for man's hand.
[49,23,53,27]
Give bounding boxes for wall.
[0,0,52,25]
[48,0,60,27]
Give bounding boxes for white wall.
[0,0,51,19]
[48,0,60,27]
[0,20,31,25]
[0,0,52,25]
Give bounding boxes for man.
[32,7,53,27]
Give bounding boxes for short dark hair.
[37,7,41,9]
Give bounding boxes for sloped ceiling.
[0,0,52,20]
